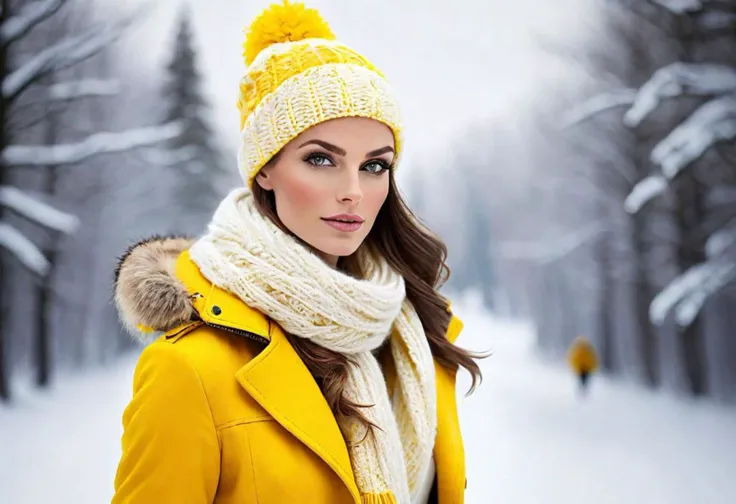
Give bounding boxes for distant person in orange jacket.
[567,336,599,395]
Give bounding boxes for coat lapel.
[235,323,361,504]
[433,313,466,504]
[433,360,465,504]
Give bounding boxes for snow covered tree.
[565,0,736,396]
[159,6,229,236]
[0,0,181,401]
[557,4,674,385]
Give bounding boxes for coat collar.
[174,250,271,340]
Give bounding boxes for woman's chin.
[312,238,362,261]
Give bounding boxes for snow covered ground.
[1,293,735,503]
[453,292,736,504]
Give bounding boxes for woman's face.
[255,117,395,266]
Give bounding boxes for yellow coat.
[112,244,467,504]
[567,336,599,376]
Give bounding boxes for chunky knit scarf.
[188,188,436,504]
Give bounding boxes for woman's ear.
[254,169,274,191]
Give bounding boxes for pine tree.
[161,6,228,235]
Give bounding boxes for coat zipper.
[201,320,270,346]
[186,292,271,346]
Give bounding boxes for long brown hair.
[252,167,484,431]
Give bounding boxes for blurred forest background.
[0,0,237,401]
[421,0,736,404]
[1,0,735,409]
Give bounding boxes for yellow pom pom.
[243,0,336,66]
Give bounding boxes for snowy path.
[2,295,735,503]
[453,294,736,504]
[0,356,136,504]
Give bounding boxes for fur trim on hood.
[114,235,196,340]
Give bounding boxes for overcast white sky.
[120,0,597,168]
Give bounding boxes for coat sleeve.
[112,342,220,504]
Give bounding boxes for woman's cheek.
[282,174,328,211]
[364,178,390,220]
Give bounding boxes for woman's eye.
[305,153,334,167]
[363,161,389,174]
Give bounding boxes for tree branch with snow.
[0,223,49,276]
[674,263,736,326]
[498,224,604,265]
[561,63,736,130]
[49,79,119,101]
[648,0,703,14]
[2,5,143,104]
[0,0,65,46]
[650,259,736,327]
[624,62,736,127]
[135,145,198,167]
[8,80,120,119]
[624,175,668,214]
[0,186,79,233]
[706,220,736,258]
[560,89,638,128]
[2,121,182,167]
[684,264,734,327]
[651,95,736,179]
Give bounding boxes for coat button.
[212,306,222,316]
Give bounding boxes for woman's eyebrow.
[298,139,346,156]
[365,146,394,158]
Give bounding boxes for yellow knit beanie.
[237,0,402,186]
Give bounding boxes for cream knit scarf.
[188,188,436,504]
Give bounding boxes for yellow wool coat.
[567,336,599,376]
[111,239,467,504]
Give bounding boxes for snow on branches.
[652,95,736,178]
[623,63,736,127]
[0,223,50,276]
[3,122,182,167]
[0,186,79,234]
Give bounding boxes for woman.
[112,2,483,503]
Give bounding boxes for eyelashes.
[302,151,392,174]
[367,159,392,172]
[303,152,334,167]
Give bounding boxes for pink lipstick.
[321,213,364,232]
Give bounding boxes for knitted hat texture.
[236,0,402,186]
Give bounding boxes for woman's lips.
[321,214,364,232]
[321,218,363,232]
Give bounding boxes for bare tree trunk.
[671,16,707,397]
[35,247,55,388]
[0,265,7,401]
[84,51,111,365]
[82,175,104,365]
[628,129,659,388]
[35,71,63,388]
[531,263,555,355]
[35,163,61,389]
[631,210,658,387]
[674,176,708,396]
[0,0,11,402]
[552,264,575,356]
[596,231,615,372]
